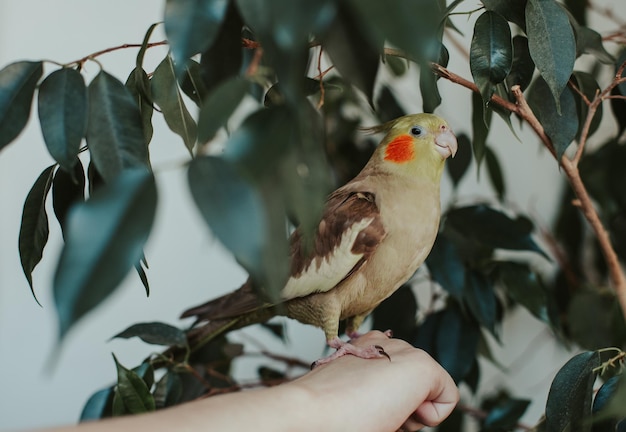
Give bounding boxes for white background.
[0,1,620,431]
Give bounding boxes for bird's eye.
[410,126,424,137]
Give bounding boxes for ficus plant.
[1,0,625,430]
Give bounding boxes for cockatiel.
[182,113,457,365]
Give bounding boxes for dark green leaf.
[435,303,481,383]
[179,60,209,106]
[112,354,155,415]
[87,71,148,182]
[567,290,622,350]
[0,61,43,151]
[154,372,183,409]
[545,351,601,432]
[445,205,548,257]
[236,0,335,101]
[38,68,87,173]
[485,146,505,201]
[132,362,155,390]
[188,156,268,283]
[136,23,160,70]
[164,0,229,76]
[112,322,187,347]
[526,0,576,111]
[471,91,491,169]
[125,68,154,146]
[384,55,407,77]
[197,77,249,143]
[481,0,527,29]
[484,398,531,429]
[80,387,114,421]
[19,164,55,303]
[54,169,157,340]
[348,0,443,64]
[598,373,626,423]
[199,2,243,93]
[496,262,549,324]
[446,133,472,187]
[426,234,466,300]
[572,25,614,64]
[506,35,535,92]
[18,165,55,303]
[375,86,406,123]
[464,271,497,336]
[323,2,380,103]
[52,160,85,238]
[371,285,417,341]
[263,78,324,108]
[151,55,197,153]
[420,64,442,113]
[564,0,586,26]
[573,71,602,140]
[470,11,512,106]
[528,76,578,160]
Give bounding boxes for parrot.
[181,113,457,366]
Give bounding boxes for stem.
[66,40,168,68]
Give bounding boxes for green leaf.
[132,362,155,390]
[496,262,549,324]
[484,398,531,429]
[151,55,197,153]
[481,0,527,29]
[435,303,481,383]
[376,85,406,123]
[471,91,491,170]
[371,285,417,342]
[596,373,626,423]
[485,146,505,201]
[526,0,576,111]
[136,23,160,70]
[420,64,442,113]
[179,60,209,106]
[52,160,85,238]
[573,71,602,140]
[567,290,622,350]
[349,0,443,64]
[54,169,157,340]
[616,49,626,97]
[236,0,335,101]
[446,133,472,187]
[38,68,87,173]
[188,156,268,283]
[445,205,548,258]
[112,354,155,415]
[0,61,43,151]
[470,11,513,106]
[426,234,466,300]
[164,0,229,76]
[464,271,498,337]
[19,165,55,303]
[610,86,626,138]
[154,372,183,409]
[528,76,578,160]
[545,351,601,432]
[197,77,248,143]
[506,35,535,92]
[112,322,187,347]
[199,2,243,94]
[87,71,148,182]
[323,2,380,104]
[80,387,114,421]
[125,67,154,146]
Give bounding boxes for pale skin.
[44,331,459,432]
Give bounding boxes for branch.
[67,40,168,68]
[430,61,626,321]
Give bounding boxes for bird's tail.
[180,279,278,350]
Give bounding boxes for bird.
[181,113,457,366]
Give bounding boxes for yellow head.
[367,113,457,181]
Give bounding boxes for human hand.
[292,330,459,432]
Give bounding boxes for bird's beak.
[434,127,458,159]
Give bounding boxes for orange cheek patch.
[384,134,415,163]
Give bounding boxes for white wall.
[0,1,615,431]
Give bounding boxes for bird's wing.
[181,187,386,321]
[282,187,386,300]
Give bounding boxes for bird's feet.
[346,329,393,340]
[311,336,392,369]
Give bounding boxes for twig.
[67,41,168,68]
